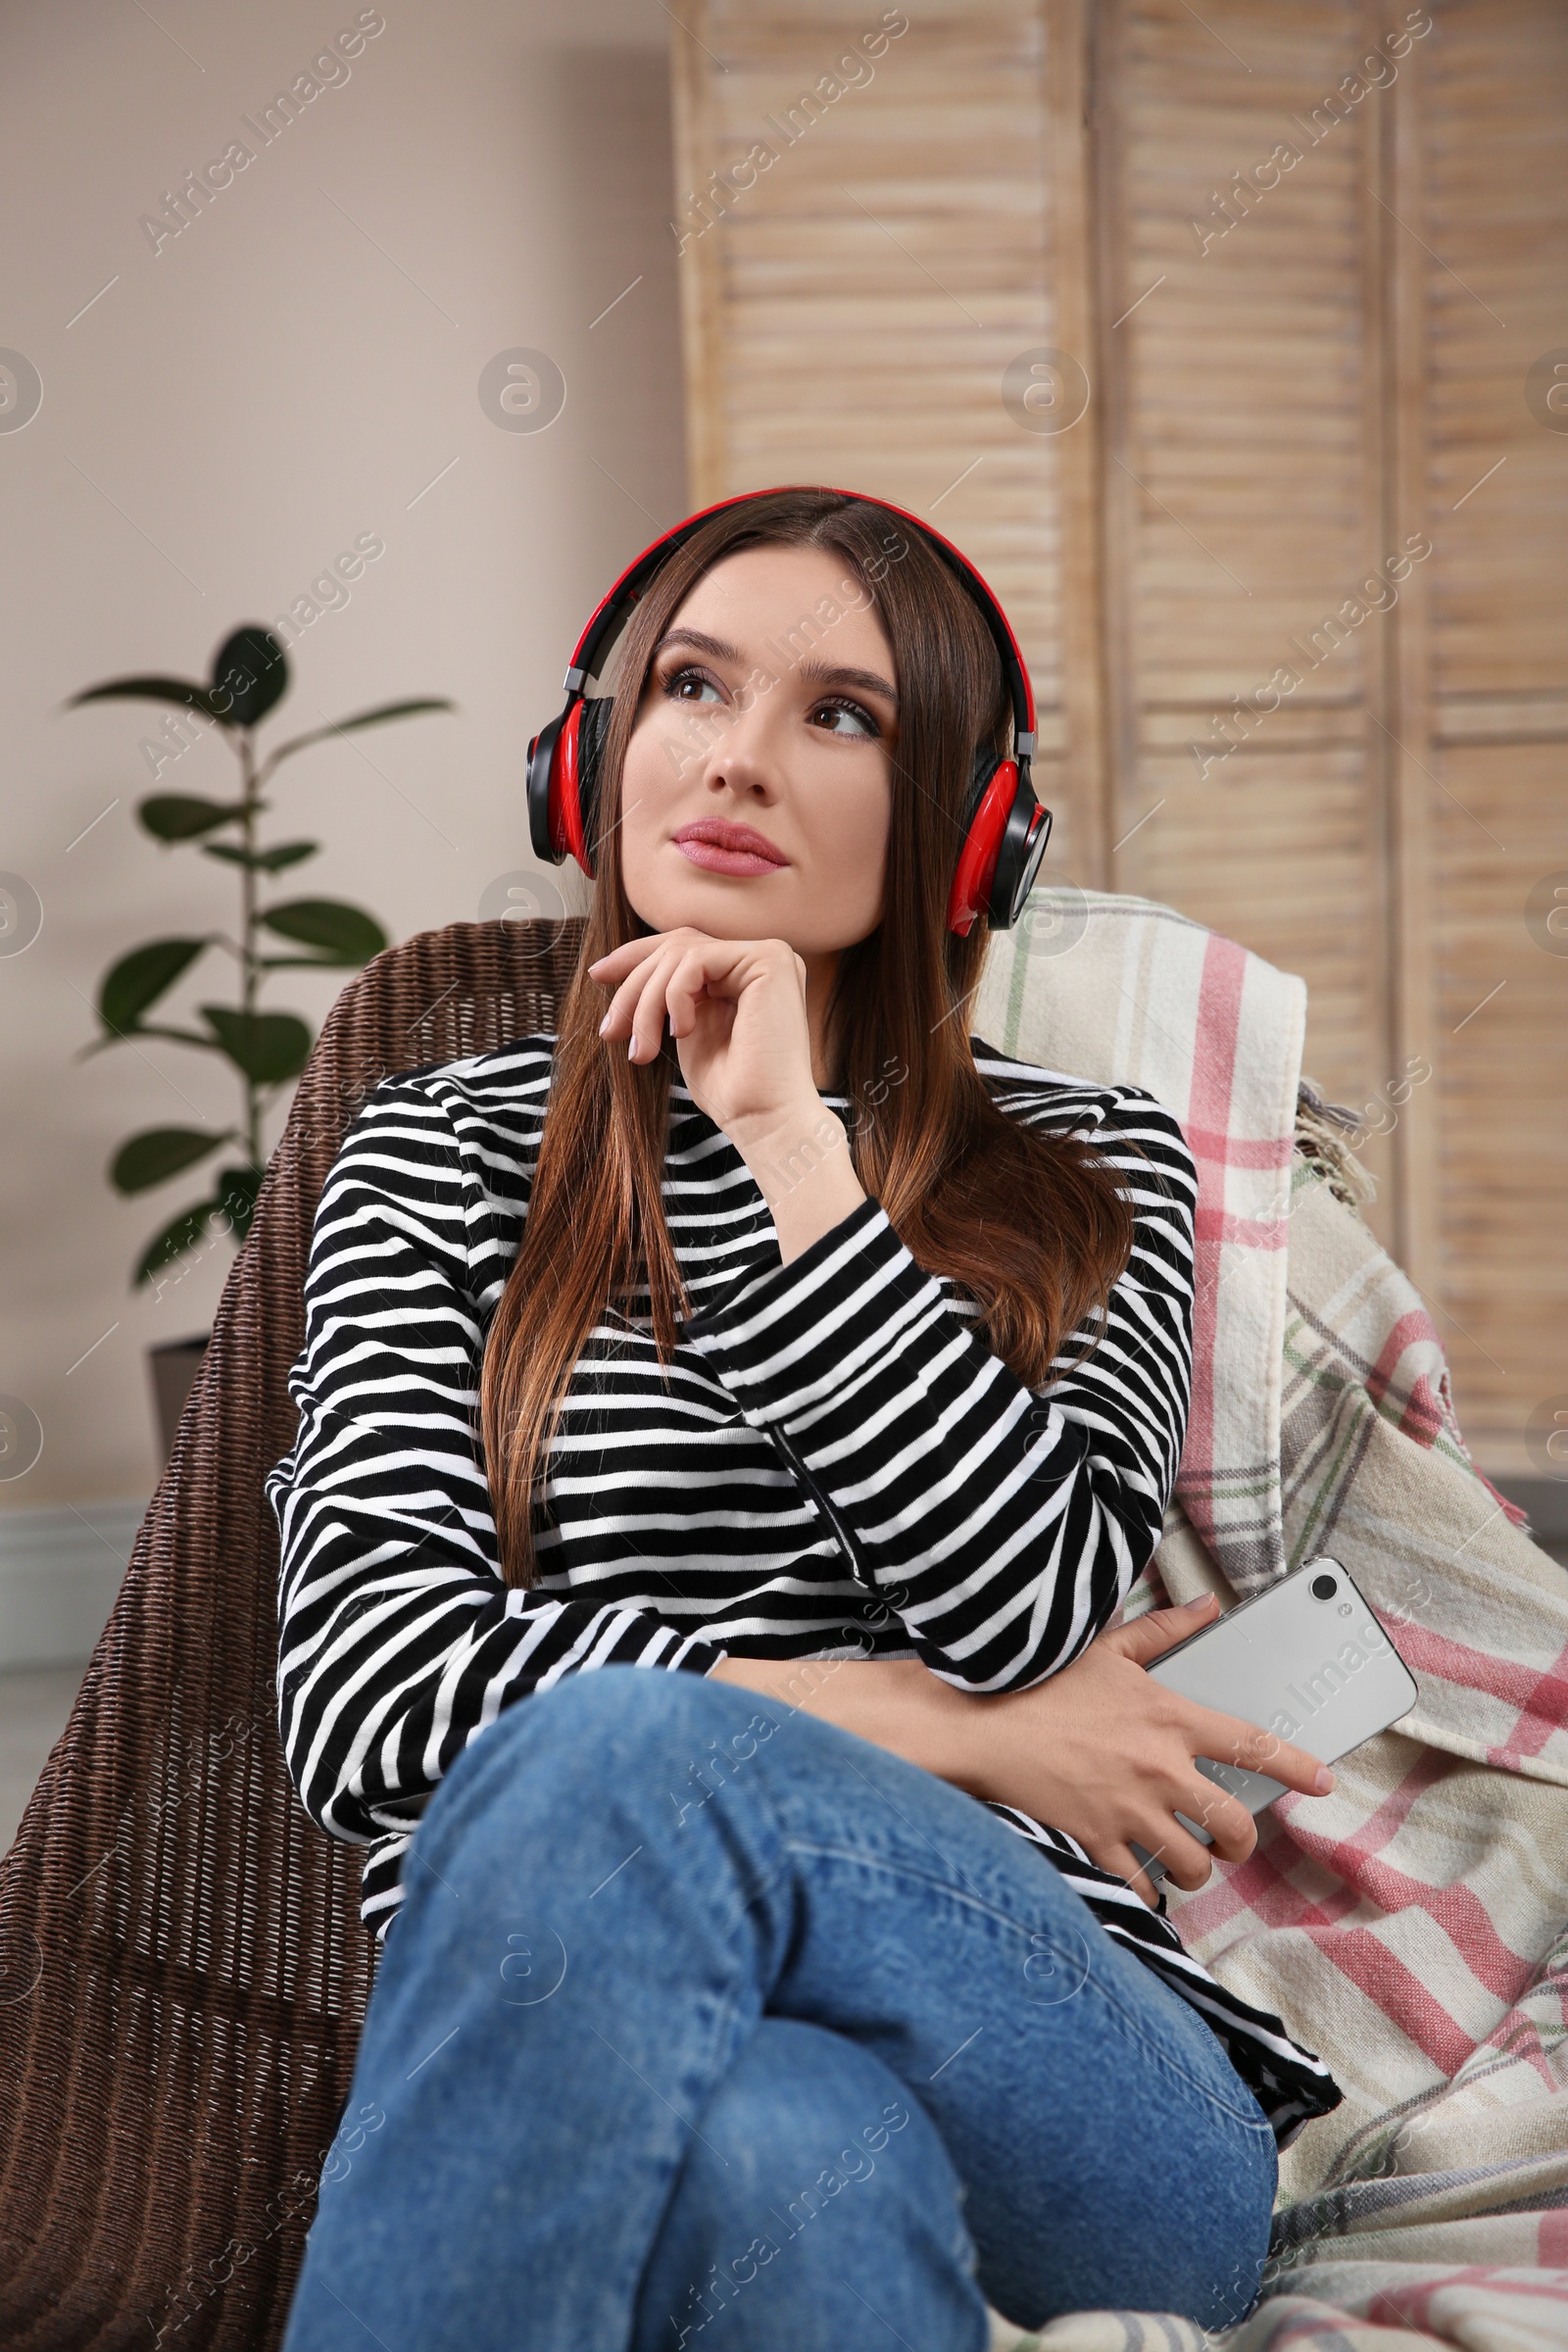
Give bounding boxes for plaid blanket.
[970,890,1568,2352]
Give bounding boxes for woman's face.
[616,543,896,956]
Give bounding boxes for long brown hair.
[481,490,1135,1587]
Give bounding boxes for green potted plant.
[67,623,453,1454]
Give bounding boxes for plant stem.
[239,728,261,1168]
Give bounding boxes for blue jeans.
[280,1669,1278,2350]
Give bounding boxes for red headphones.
[526,487,1052,935]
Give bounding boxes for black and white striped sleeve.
[264,1075,726,1853]
[681,1083,1196,1695]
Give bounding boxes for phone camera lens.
[1311,1573,1338,1600]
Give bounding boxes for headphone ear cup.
[576,697,615,854]
[945,749,1006,937]
[527,711,566,862]
[964,745,1002,828]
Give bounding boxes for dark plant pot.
[148,1334,210,1462]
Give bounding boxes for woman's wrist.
[710,1652,982,1786]
[729,1096,866,1264]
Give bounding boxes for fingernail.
[627,1038,638,1059]
[598,1015,609,1035]
[1183,1595,1212,1611]
[1314,1767,1336,1793]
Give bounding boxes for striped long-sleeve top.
[264,1031,1344,2152]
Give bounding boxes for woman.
[268,489,1344,2352]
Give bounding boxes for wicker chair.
[0,918,585,2351]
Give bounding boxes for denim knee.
[397,1667,787,1944]
[631,2018,989,2352]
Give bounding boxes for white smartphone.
[1127,1554,1419,1885]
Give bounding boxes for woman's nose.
[698,698,782,796]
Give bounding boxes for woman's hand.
[712,1592,1338,1912]
[589,926,867,1261]
[588,927,821,1154]
[942,1592,1337,1908]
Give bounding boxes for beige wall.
[0,0,686,1511]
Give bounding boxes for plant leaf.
[131,1161,268,1285]
[210,626,288,728]
[198,1004,313,1083]
[134,1202,218,1287]
[259,699,455,773]
[259,900,387,963]
[138,794,248,841]
[100,938,210,1034]
[69,675,228,722]
[202,838,318,871]
[111,1126,232,1195]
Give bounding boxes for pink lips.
[672,822,788,877]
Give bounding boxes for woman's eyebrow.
[794,658,898,708]
[652,626,737,662]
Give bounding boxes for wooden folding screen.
[667,0,1567,1474]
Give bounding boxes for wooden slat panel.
[670,0,1105,877]
[1102,0,1398,1224]
[1428,744,1568,1463]
[1420,0,1568,1465]
[1386,16,1438,1286]
[1426,1,1568,694]
[1103,0,1385,702]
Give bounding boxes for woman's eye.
[663,665,723,705]
[811,700,878,740]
